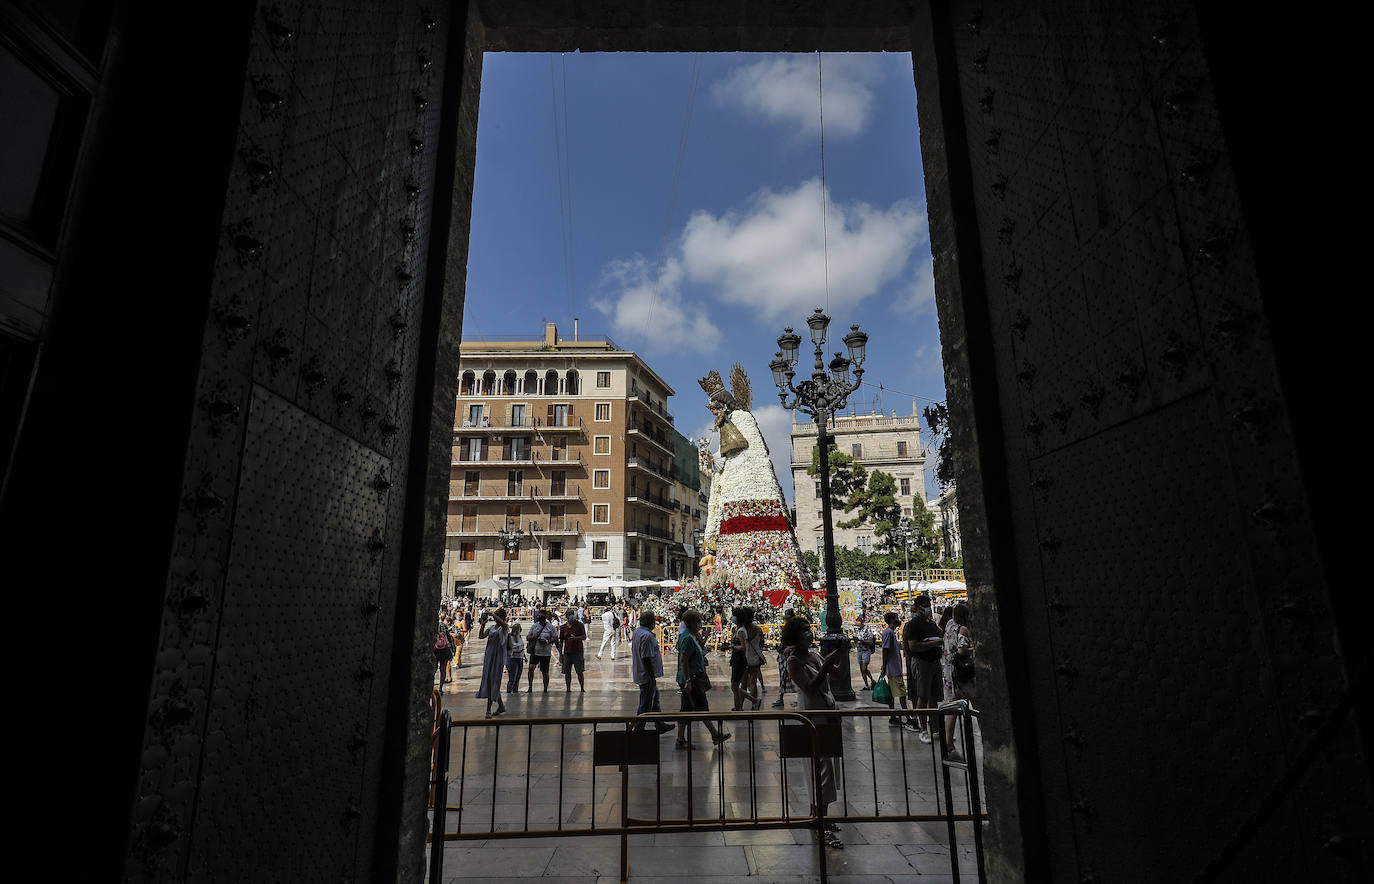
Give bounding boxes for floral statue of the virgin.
[698,365,810,598]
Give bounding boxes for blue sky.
[463,52,945,503]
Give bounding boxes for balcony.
[535,415,586,433]
[625,491,676,515]
[525,519,583,536]
[626,423,673,455]
[450,483,582,502]
[626,457,674,482]
[452,452,536,467]
[627,391,674,425]
[454,416,536,432]
[525,483,583,501]
[625,521,674,541]
[538,449,584,467]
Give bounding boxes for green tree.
[922,402,956,491]
[839,469,904,549]
[806,443,867,501]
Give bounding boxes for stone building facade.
[790,404,927,555]
[444,323,703,594]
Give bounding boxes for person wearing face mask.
[781,615,844,850]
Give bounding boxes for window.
[904,507,912,517]
[897,440,908,456]
[466,437,482,461]
[596,371,611,388]
[506,504,521,525]
[900,477,911,495]
[467,404,484,426]
[509,437,528,460]
[507,471,523,495]
[595,402,611,421]
[593,504,609,523]
[464,471,478,496]
[657,546,665,564]
[858,535,872,553]
[549,541,563,561]
[592,540,608,560]
[816,537,824,553]
[550,471,566,495]
[628,541,638,561]
[814,481,821,498]
[550,504,565,530]
[553,403,570,425]
[462,505,477,532]
[511,404,526,427]
[594,435,611,455]
[550,436,568,460]
[593,469,610,489]
[503,545,519,561]
[851,443,862,458]
[460,542,475,561]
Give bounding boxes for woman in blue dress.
[475,607,509,717]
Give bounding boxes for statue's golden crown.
[697,370,726,396]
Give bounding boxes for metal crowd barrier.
[427,703,986,883]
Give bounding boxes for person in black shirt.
[901,595,944,743]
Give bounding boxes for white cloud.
[680,179,925,323]
[712,54,882,140]
[590,256,721,354]
[895,255,937,315]
[911,342,945,378]
[752,404,799,504]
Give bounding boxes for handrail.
[427,705,986,882]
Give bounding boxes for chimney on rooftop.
[544,323,557,346]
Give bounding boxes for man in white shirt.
[631,611,674,734]
[596,606,619,659]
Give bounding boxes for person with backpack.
[597,605,620,660]
[559,607,588,692]
[434,615,457,692]
[526,609,558,693]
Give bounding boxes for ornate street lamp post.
[498,522,524,602]
[771,307,868,701]
[891,518,915,587]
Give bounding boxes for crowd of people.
[433,591,975,852]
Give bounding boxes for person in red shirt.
[559,607,588,693]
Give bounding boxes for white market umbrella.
[886,579,931,591]
[657,579,682,588]
[621,580,657,587]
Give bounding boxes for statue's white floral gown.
[703,407,810,596]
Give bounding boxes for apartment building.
[790,403,927,556]
[443,323,704,595]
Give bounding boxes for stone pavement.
[429,624,985,883]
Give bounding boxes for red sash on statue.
[719,515,791,534]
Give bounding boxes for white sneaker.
[918,730,933,744]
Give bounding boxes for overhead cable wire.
[561,53,575,329]
[549,53,575,329]
[640,53,703,346]
[818,52,831,313]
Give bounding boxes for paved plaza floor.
[429,626,985,883]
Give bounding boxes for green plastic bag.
[872,677,892,704]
